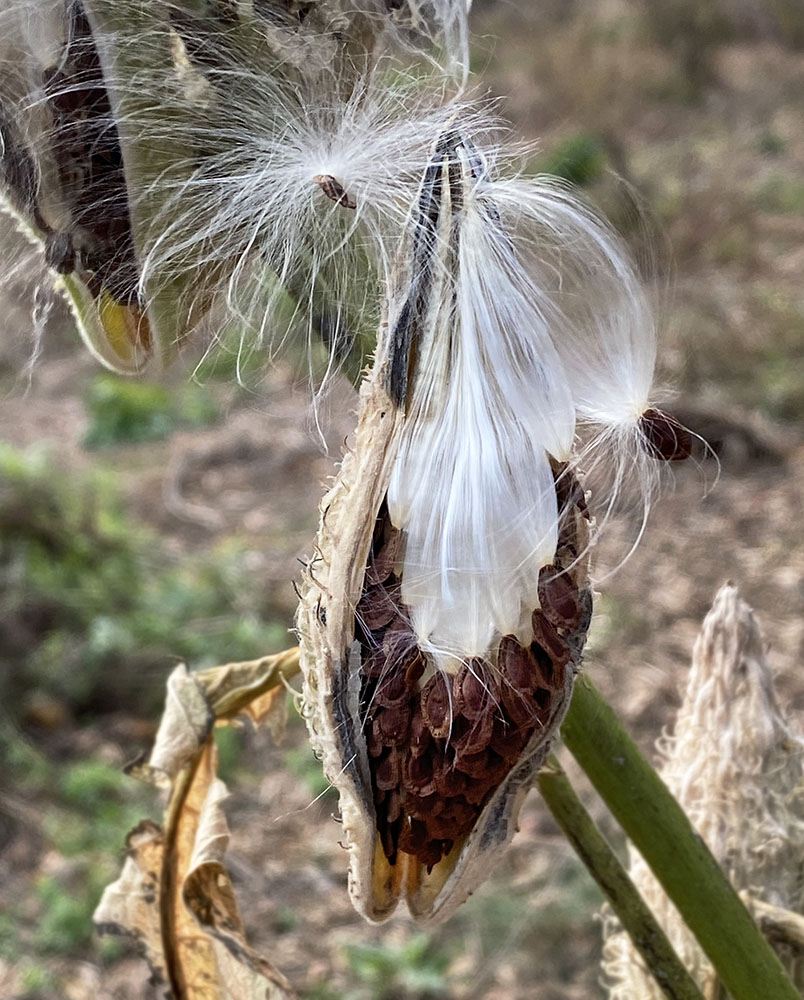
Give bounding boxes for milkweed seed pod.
[0,0,469,378]
[298,129,596,923]
[0,0,200,373]
[602,584,804,996]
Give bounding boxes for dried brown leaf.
[95,650,301,999]
[196,648,300,730]
[127,665,215,791]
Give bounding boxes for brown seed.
[454,660,495,720]
[357,584,398,631]
[433,762,470,798]
[375,750,401,791]
[361,645,389,679]
[639,408,692,461]
[424,812,463,841]
[406,792,446,818]
[409,706,433,756]
[382,620,415,658]
[532,638,565,691]
[374,668,410,709]
[421,672,452,738]
[405,653,426,689]
[451,709,494,756]
[454,748,491,779]
[489,718,530,761]
[403,752,437,797]
[313,173,357,210]
[531,613,571,669]
[366,529,402,585]
[553,463,588,517]
[440,798,479,828]
[498,639,545,726]
[500,684,540,727]
[366,724,385,758]
[374,704,411,746]
[498,636,534,691]
[538,565,582,629]
[463,779,493,806]
[398,818,429,857]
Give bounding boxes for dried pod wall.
[298,131,593,923]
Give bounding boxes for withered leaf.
[95,650,301,999]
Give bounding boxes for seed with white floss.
[388,136,578,662]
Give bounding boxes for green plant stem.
[537,756,705,1000]
[561,676,800,1000]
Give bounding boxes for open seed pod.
[0,0,204,373]
[298,130,593,924]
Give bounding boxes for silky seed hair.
[385,131,669,665]
[2,1,683,542]
[136,75,491,390]
[0,0,471,377]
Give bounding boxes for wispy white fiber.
[0,0,473,378]
[385,134,673,661]
[138,75,489,386]
[389,139,580,661]
[485,173,664,526]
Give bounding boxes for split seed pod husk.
[298,133,593,922]
[298,338,592,923]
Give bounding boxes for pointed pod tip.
[638,408,692,462]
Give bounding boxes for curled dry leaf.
[94,653,300,1000]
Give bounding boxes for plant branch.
[537,755,706,1000]
[561,675,800,1000]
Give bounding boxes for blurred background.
[1,0,803,997]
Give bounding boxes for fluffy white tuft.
[388,136,578,661]
[0,0,473,379]
[485,171,668,535]
[387,136,674,660]
[137,73,489,388]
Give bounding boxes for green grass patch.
[83,374,218,448]
[0,444,287,720]
[537,132,607,186]
[753,174,804,215]
[344,933,450,1000]
[35,873,104,955]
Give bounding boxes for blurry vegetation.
[450,854,606,992]
[1,0,803,996]
[0,443,286,722]
[83,374,218,448]
[753,173,804,214]
[0,728,153,962]
[344,934,450,1000]
[638,0,732,90]
[537,132,608,186]
[284,744,337,801]
[191,323,269,386]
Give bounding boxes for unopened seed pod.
[298,131,593,923]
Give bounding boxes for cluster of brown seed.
[39,1,140,303]
[355,475,590,871]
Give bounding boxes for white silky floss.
[387,137,660,666]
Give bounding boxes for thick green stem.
[538,756,705,1000]
[561,676,800,1000]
